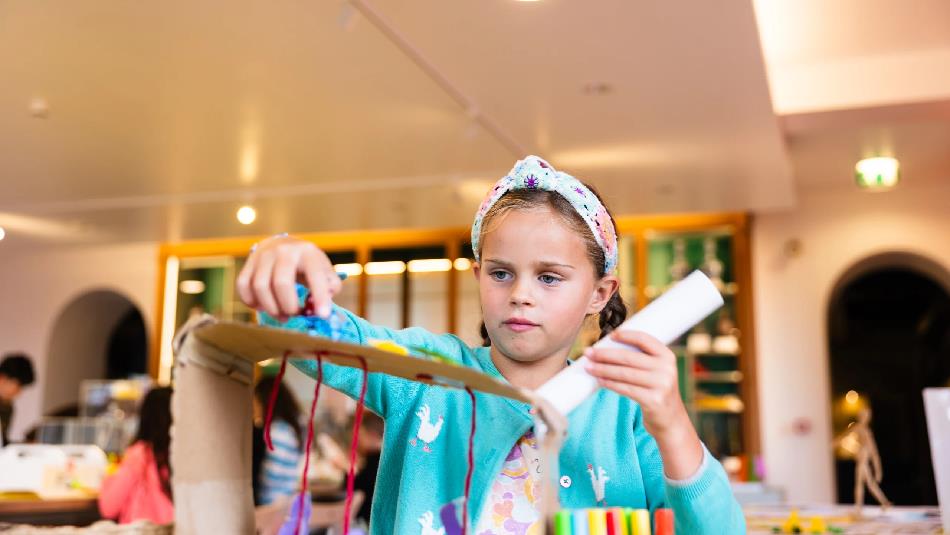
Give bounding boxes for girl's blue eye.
[539,274,561,285]
[490,271,511,281]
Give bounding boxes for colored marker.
[573,510,590,535]
[629,509,651,535]
[588,509,608,535]
[606,507,628,535]
[554,510,573,535]
[654,509,674,535]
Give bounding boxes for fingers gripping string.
[263,351,291,451]
[343,356,369,535]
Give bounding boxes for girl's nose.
[509,281,534,306]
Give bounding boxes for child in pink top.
[98,387,174,525]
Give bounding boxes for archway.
[827,252,950,505]
[44,289,148,415]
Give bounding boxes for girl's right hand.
[236,235,341,321]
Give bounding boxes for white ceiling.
[0,0,947,246]
[754,0,950,194]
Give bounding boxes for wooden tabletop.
[0,496,97,514]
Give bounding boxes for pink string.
[463,387,476,535]
[343,356,368,535]
[263,351,291,451]
[294,353,324,535]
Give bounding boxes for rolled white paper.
[535,270,724,416]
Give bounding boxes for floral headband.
[471,155,618,273]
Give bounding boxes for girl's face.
[474,205,617,366]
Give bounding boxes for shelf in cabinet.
[694,371,743,383]
[645,281,738,300]
[694,395,744,413]
[695,407,744,414]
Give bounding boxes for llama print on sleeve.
[410,404,444,453]
[587,464,610,506]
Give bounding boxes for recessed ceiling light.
[855,157,899,190]
[582,82,612,96]
[236,205,257,225]
[29,97,49,118]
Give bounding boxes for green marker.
[554,510,573,535]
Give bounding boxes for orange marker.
[654,509,674,535]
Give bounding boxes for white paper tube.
[535,270,724,416]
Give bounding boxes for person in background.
[349,411,383,526]
[98,386,174,525]
[252,376,305,505]
[0,353,36,445]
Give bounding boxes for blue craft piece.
[258,284,359,343]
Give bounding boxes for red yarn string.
[294,353,324,535]
[463,387,477,535]
[343,356,368,535]
[263,351,291,451]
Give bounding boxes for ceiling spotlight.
[582,82,612,96]
[29,97,49,118]
[855,157,899,190]
[236,205,257,225]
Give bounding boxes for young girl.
[98,386,175,525]
[252,376,306,506]
[237,156,745,534]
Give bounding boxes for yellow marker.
[629,509,651,535]
[808,516,827,533]
[588,508,608,535]
[368,339,410,355]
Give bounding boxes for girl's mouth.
[504,318,539,332]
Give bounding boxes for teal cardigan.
[260,291,746,534]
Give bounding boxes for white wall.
[0,242,158,439]
[43,290,137,413]
[753,183,950,503]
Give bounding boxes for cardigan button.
[559,475,572,488]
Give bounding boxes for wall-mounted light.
[845,390,860,405]
[179,280,206,295]
[236,205,257,225]
[855,157,899,190]
[364,261,406,276]
[0,226,5,241]
[333,263,364,277]
[407,259,453,273]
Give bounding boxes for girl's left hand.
[583,330,691,438]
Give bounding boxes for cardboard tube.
[536,270,723,416]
